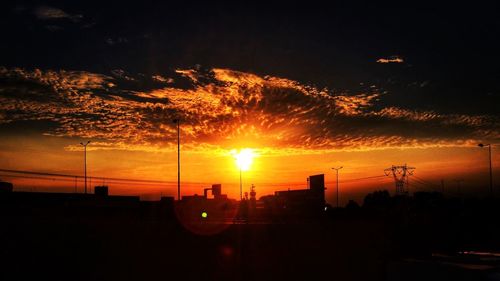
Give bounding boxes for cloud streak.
[34,6,83,22]
[0,66,497,154]
[377,56,404,64]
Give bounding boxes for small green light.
[201,211,208,218]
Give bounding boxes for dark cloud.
[105,37,129,46]
[2,2,500,116]
[0,66,497,153]
[34,6,83,22]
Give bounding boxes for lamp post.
[239,167,242,201]
[332,166,343,208]
[173,119,181,201]
[234,150,246,201]
[478,143,493,196]
[79,141,91,194]
[232,149,254,201]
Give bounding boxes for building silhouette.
[176,184,238,223]
[94,185,109,196]
[0,181,13,192]
[260,174,326,218]
[0,174,328,222]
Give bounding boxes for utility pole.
[478,143,493,196]
[384,164,415,195]
[79,141,91,194]
[173,119,181,200]
[332,166,343,208]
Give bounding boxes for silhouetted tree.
[345,200,360,210]
[363,190,391,210]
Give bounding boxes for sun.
[231,148,255,171]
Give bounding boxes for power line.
[411,177,441,192]
[0,174,178,187]
[1,168,395,194]
[412,176,453,194]
[258,175,387,187]
[338,175,387,183]
[412,175,442,189]
[0,169,182,184]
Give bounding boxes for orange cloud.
[376,56,404,63]
[0,66,497,154]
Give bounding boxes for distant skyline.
[0,2,499,204]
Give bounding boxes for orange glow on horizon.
[0,132,498,205]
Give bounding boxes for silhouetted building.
[0,191,140,210]
[201,184,226,200]
[160,196,174,204]
[177,184,237,223]
[0,181,13,193]
[94,185,109,196]
[249,184,257,210]
[263,174,326,217]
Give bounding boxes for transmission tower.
[384,164,416,195]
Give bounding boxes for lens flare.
[231,148,255,171]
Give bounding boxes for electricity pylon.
[384,164,415,195]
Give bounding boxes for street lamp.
[233,149,254,201]
[79,141,91,194]
[478,143,493,196]
[332,166,343,208]
[239,166,242,200]
[173,119,181,201]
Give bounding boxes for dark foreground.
[1,191,500,281]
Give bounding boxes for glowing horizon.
[0,67,498,205]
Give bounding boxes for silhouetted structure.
[0,190,140,210]
[0,181,13,192]
[2,181,500,281]
[203,183,225,199]
[173,118,181,200]
[79,140,91,194]
[249,184,256,209]
[261,174,326,218]
[332,166,343,207]
[478,143,494,196]
[385,165,415,195]
[94,185,109,196]
[177,184,238,224]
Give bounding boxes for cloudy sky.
[0,1,499,203]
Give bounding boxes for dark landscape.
[1,186,500,281]
[1,1,499,281]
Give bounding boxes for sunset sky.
[0,2,499,204]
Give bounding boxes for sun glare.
[232,148,255,171]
